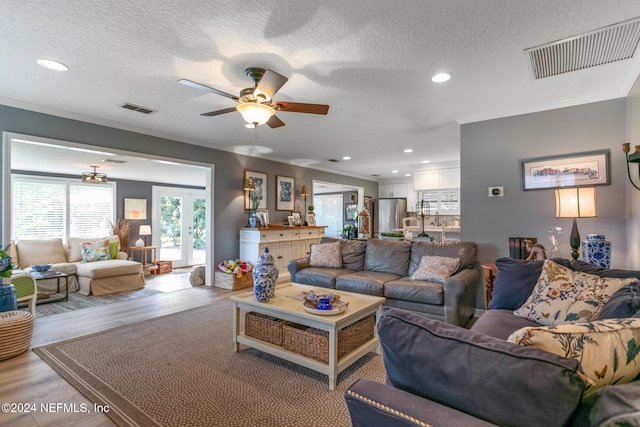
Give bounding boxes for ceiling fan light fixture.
[236,102,275,126]
[82,165,108,184]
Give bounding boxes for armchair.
[12,274,37,315]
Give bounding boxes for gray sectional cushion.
[379,308,586,427]
[336,271,401,296]
[363,239,411,276]
[470,309,539,340]
[571,381,640,427]
[340,239,367,271]
[383,277,444,305]
[294,267,352,289]
[408,241,477,276]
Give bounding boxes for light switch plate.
[488,186,504,197]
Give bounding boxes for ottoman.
[0,310,34,360]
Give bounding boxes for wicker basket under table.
[214,270,253,290]
[245,312,289,346]
[282,315,375,364]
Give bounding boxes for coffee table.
[231,282,385,390]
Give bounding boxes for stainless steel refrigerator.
[375,198,408,236]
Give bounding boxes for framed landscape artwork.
[124,198,147,219]
[244,170,267,210]
[521,150,610,191]
[276,175,295,211]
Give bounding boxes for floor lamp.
[300,185,310,225]
[555,187,597,260]
[416,199,431,237]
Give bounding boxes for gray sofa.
[344,259,640,427]
[287,238,479,326]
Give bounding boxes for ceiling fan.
[178,67,329,128]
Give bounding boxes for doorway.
[152,186,207,268]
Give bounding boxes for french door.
[152,186,206,268]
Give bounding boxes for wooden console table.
[129,246,158,275]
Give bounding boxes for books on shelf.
[508,237,538,260]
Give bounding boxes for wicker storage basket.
[245,312,290,346]
[214,270,253,290]
[0,310,34,361]
[282,315,375,363]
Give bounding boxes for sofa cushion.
[76,259,142,279]
[336,271,401,296]
[470,309,539,340]
[598,282,640,319]
[383,278,443,305]
[570,381,640,427]
[508,318,640,394]
[364,239,411,276]
[489,257,571,310]
[80,239,110,263]
[68,235,118,262]
[379,308,586,427]
[408,241,476,276]
[514,259,634,326]
[571,259,640,280]
[294,267,352,289]
[410,255,460,283]
[309,241,341,268]
[17,238,67,267]
[340,239,366,271]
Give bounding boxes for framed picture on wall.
[276,175,295,211]
[521,150,610,190]
[244,170,267,210]
[124,198,147,219]
[345,203,358,221]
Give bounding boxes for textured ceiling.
[2,1,640,182]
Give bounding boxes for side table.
[479,261,497,309]
[30,271,70,304]
[129,246,158,275]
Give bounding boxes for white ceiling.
[2,1,640,182]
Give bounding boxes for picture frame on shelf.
[287,215,296,226]
[306,214,316,226]
[276,175,295,211]
[521,150,610,191]
[345,203,358,221]
[244,170,267,210]
[292,212,302,226]
[124,198,147,219]
[255,209,269,228]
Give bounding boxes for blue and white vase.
[252,247,278,302]
[581,234,611,269]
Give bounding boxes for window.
[12,175,116,241]
[418,190,460,215]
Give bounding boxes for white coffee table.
[231,282,385,390]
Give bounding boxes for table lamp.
[138,224,152,246]
[555,187,597,260]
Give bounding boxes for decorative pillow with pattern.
[514,259,635,326]
[410,255,460,283]
[309,241,342,268]
[508,318,640,394]
[80,239,110,263]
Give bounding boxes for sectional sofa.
[287,237,479,326]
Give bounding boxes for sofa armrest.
[116,251,128,260]
[287,257,310,281]
[345,379,497,427]
[444,268,479,298]
[443,267,479,326]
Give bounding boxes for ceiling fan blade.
[256,69,288,99]
[200,107,237,117]
[178,79,238,101]
[274,102,329,115]
[266,115,285,128]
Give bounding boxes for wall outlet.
[488,186,504,197]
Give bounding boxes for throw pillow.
[514,259,635,326]
[309,241,341,268]
[508,318,640,394]
[489,257,571,310]
[378,308,586,427]
[410,255,460,283]
[571,381,640,426]
[108,240,119,259]
[80,239,110,263]
[598,282,640,319]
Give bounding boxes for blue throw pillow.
[598,282,640,319]
[489,257,571,310]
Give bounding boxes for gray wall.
[461,98,629,308]
[626,74,640,269]
[0,104,378,262]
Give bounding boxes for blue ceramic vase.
[253,247,278,302]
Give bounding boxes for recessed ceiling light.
[431,73,451,83]
[37,59,69,71]
[405,173,412,177]
[342,156,351,160]
[403,149,413,153]
[392,170,398,174]
[422,160,431,164]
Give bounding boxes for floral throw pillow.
[410,255,460,283]
[508,318,640,394]
[514,259,635,326]
[309,241,342,268]
[80,239,110,263]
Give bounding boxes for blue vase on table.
[253,247,278,302]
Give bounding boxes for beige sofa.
[11,237,145,296]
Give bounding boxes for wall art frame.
[521,150,610,191]
[244,170,267,210]
[124,198,147,219]
[276,175,295,211]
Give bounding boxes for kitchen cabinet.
[379,182,417,212]
[413,167,460,190]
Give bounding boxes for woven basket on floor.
[282,315,375,364]
[0,310,34,361]
[245,312,290,346]
[214,271,253,290]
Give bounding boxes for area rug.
[33,288,162,317]
[34,301,386,426]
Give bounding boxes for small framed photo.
[276,175,295,211]
[287,215,296,226]
[292,212,302,226]
[244,170,267,210]
[255,209,269,228]
[306,214,316,226]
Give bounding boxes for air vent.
[327,159,340,162]
[121,102,156,114]
[102,158,127,164]
[525,17,640,79]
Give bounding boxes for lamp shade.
[243,178,255,191]
[139,225,152,236]
[555,187,597,218]
[300,185,310,196]
[236,103,275,125]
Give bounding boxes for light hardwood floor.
[0,277,248,426]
